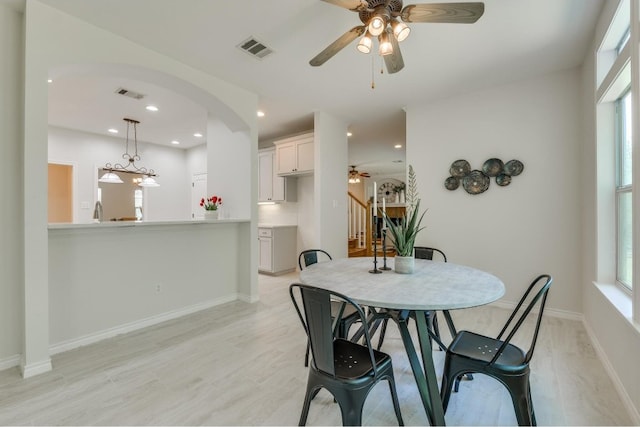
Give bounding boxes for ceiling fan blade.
[321,0,369,12]
[383,35,404,74]
[310,26,366,66]
[401,2,484,24]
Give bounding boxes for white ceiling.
[41,0,604,177]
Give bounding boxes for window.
[616,90,632,289]
[616,27,630,55]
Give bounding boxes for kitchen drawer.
[258,228,273,237]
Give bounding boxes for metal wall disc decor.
[496,173,511,186]
[482,158,504,177]
[444,176,460,190]
[462,170,490,194]
[449,159,471,177]
[444,158,524,194]
[504,159,524,176]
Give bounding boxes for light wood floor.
[0,272,632,426]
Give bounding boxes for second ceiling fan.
[310,0,484,74]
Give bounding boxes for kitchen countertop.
[49,218,250,230]
[257,224,297,228]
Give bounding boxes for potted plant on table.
[382,166,426,274]
[200,195,222,219]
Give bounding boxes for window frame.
[615,88,633,290]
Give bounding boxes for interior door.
[48,163,73,223]
[191,173,207,219]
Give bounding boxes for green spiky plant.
[381,165,426,257]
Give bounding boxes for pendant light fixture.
[99,118,160,187]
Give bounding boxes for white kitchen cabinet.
[274,132,314,176]
[259,149,296,202]
[258,225,297,274]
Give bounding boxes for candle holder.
[369,215,382,274]
[380,228,391,271]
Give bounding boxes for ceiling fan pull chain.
[371,55,375,89]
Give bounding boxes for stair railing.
[347,192,371,255]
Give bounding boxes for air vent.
[115,87,145,100]
[237,37,273,60]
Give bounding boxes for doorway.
[48,163,73,223]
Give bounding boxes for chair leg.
[454,374,463,392]
[304,340,310,367]
[505,376,535,426]
[387,376,405,426]
[334,389,367,426]
[298,386,318,426]
[428,312,440,350]
[377,318,389,351]
[439,369,455,412]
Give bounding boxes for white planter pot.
[394,256,415,274]
[204,210,218,220]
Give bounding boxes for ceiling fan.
[310,0,484,74]
[348,165,371,183]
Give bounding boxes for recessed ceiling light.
[108,128,118,134]
[257,111,265,117]
[394,144,402,149]
[193,132,203,138]
[347,132,353,137]
[47,79,53,83]
[171,140,180,145]
[146,105,159,112]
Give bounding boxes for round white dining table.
[299,257,505,426]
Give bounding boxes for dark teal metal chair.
[290,283,404,426]
[440,274,553,426]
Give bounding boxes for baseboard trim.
[50,294,240,355]
[237,293,259,303]
[0,354,21,372]
[20,358,52,378]
[582,319,640,425]
[489,300,583,322]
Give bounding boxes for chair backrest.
[289,283,377,377]
[414,246,447,262]
[298,249,332,270]
[491,274,553,365]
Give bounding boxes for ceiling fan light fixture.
[378,31,393,56]
[357,33,372,54]
[391,20,410,42]
[368,15,386,36]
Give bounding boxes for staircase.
[347,192,405,258]
[348,192,370,257]
[348,237,367,257]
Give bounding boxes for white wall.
[314,112,349,258]
[48,222,245,349]
[580,1,640,421]
[186,144,207,176]
[18,0,258,376]
[48,126,191,223]
[0,3,24,368]
[296,176,316,255]
[406,68,582,314]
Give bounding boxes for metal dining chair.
[440,274,553,426]
[290,283,404,426]
[376,246,453,351]
[298,249,361,367]
[298,248,332,271]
